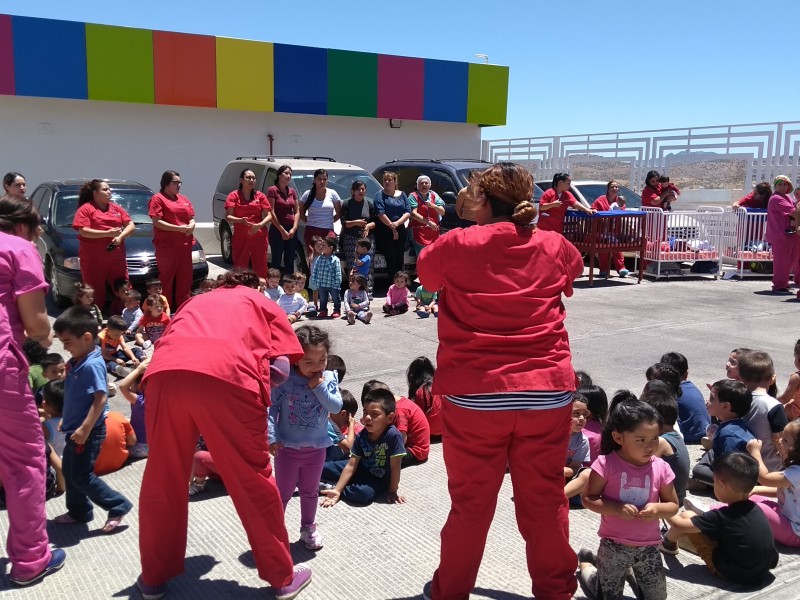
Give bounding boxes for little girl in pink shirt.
[383,271,410,316]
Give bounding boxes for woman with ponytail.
[417,162,584,600]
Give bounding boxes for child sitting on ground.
[99,315,145,378]
[383,270,410,316]
[41,380,66,495]
[277,273,308,323]
[122,290,143,341]
[579,384,608,463]
[118,360,150,458]
[325,389,362,463]
[343,274,372,324]
[33,352,66,407]
[414,283,438,316]
[363,379,429,467]
[109,278,132,318]
[94,411,137,475]
[326,354,346,384]
[142,279,170,317]
[320,387,407,506]
[134,295,171,349]
[777,339,800,421]
[660,351,711,444]
[739,350,788,472]
[264,268,284,302]
[691,379,755,488]
[310,237,342,318]
[564,393,591,502]
[578,399,678,600]
[658,175,680,210]
[294,272,310,306]
[661,452,778,586]
[73,282,103,327]
[642,382,690,504]
[269,325,343,550]
[746,420,800,548]
[52,306,133,533]
[406,356,442,441]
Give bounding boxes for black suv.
[373,159,544,232]
[30,179,209,307]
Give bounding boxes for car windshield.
[289,169,382,200]
[575,184,643,209]
[53,188,155,227]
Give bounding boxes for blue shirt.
[355,253,371,277]
[352,425,406,479]
[268,369,343,449]
[62,347,109,434]
[678,381,711,444]
[374,191,410,222]
[713,418,754,456]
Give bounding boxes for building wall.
[0,95,481,222]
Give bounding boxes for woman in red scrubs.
[538,172,595,233]
[225,169,271,278]
[137,269,312,600]
[590,180,629,278]
[149,170,196,309]
[72,180,135,312]
[641,170,673,209]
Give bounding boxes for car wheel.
[220,224,233,264]
[45,257,71,308]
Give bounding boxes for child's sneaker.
[275,563,312,600]
[363,311,373,324]
[9,547,66,586]
[300,523,323,551]
[619,268,630,278]
[658,533,679,555]
[143,340,153,350]
[317,310,328,318]
[347,312,356,325]
[330,312,341,319]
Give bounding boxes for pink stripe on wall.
[0,15,15,95]
[377,54,424,120]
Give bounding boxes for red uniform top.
[413,386,443,436]
[537,188,577,233]
[225,190,271,238]
[266,185,299,229]
[72,201,132,250]
[149,192,195,246]
[143,285,303,404]
[591,195,612,211]
[738,191,768,210]
[641,184,662,207]
[394,396,430,461]
[417,222,583,395]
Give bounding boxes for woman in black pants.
[374,171,411,281]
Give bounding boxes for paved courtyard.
[4,261,800,599]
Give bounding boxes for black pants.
[376,223,407,280]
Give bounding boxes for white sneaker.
[300,523,323,551]
[114,364,132,377]
[363,312,373,324]
[143,340,153,350]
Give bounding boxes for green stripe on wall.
[86,24,154,104]
[467,63,508,126]
[327,49,377,118]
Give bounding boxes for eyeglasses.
[243,176,257,181]
[171,180,182,185]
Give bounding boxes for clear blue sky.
[4,0,799,140]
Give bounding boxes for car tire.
[220,223,233,264]
[45,257,71,308]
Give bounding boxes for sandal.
[102,515,124,534]
[54,513,80,525]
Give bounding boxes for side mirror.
[442,191,457,205]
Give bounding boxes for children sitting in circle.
[277,273,308,323]
[343,274,372,325]
[406,356,442,441]
[134,295,171,349]
[73,282,103,328]
[383,271,410,316]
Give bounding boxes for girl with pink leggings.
[745,421,800,547]
[267,325,342,552]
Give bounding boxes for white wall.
[0,95,481,222]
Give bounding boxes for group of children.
[567,345,800,599]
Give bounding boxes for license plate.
[374,254,387,269]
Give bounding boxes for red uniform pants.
[155,241,193,308]
[597,251,625,274]
[138,372,294,588]
[79,245,128,310]
[430,401,576,600]
[232,231,268,279]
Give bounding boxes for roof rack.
[385,158,491,164]
[234,156,337,162]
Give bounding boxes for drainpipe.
[267,133,274,155]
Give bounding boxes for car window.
[217,163,249,195]
[54,189,154,227]
[290,169,382,200]
[30,187,49,215]
[575,184,642,209]
[456,168,483,188]
[431,169,459,198]
[263,168,277,190]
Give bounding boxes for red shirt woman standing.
[538,172,594,233]
[72,179,135,311]
[149,170,196,308]
[225,169,272,278]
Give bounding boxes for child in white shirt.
[277,274,308,324]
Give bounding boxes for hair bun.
[511,201,537,226]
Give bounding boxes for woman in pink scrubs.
[766,175,799,292]
[0,196,66,585]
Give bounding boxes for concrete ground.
[4,258,800,599]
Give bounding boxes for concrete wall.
[0,95,481,223]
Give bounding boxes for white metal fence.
[482,121,800,194]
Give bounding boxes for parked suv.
[212,156,407,277]
[31,179,209,307]
[373,159,544,232]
